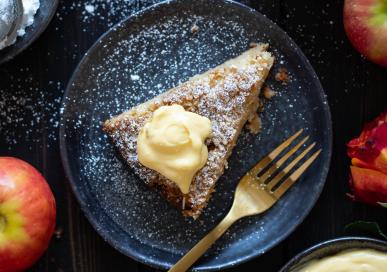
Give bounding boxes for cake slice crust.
[103,44,274,218]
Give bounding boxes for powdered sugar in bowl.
[0,0,59,64]
[0,0,23,48]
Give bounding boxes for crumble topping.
[190,24,200,34]
[275,67,290,85]
[263,85,276,99]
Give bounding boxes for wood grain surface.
[0,0,386,271]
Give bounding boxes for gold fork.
[168,129,321,272]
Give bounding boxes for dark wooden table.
[1,0,386,271]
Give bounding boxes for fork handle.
[168,211,238,272]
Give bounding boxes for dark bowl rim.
[59,0,333,270]
[0,0,60,65]
[280,236,387,272]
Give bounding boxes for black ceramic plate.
[60,0,332,270]
[280,237,387,271]
[0,0,59,65]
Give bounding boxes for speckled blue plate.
[0,0,59,65]
[280,237,387,271]
[60,0,332,270]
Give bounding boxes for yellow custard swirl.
[137,105,212,194]
[298,249,387,272]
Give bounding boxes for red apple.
[0,157,56,272]
[344,0,387,67]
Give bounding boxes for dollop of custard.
[137,105,212,194]
[298,249,387,272]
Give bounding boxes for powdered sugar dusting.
[61,0,330,267]
[103,45,273,218]
[58,0,161,28]
[0,75,63,149]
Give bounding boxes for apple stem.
[0,214,6,232]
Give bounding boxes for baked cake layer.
[103,44,274,219]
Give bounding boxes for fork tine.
[266,142,316,190]
[273,149,322,198]
[247,129,304,177]
[259,136,309,183]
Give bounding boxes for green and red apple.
[344,0,387,67]
[0,157,56,272]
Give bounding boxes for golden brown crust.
[103,44,274,219]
